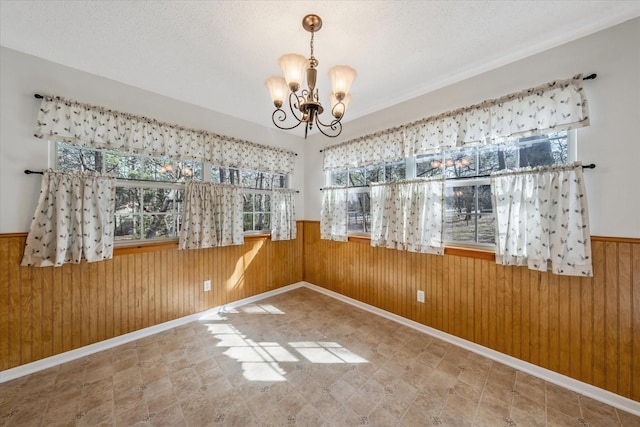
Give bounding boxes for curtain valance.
[323,75,589,170]
[34,95,297,175]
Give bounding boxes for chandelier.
[265,14,356,138]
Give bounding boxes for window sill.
[113,234,272,256]
[346,235,496,261]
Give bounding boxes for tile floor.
[1,287,638,426]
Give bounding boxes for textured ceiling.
[1,1,638,136]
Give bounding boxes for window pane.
[444,184,495,245]
[478,214,495,244]
[143,188,178,213]
[57,143,106,172]
[114,215,141,240]
[211,167,224,183]
[228,168,240,185]
[243,193,254,211]
[111,153,143,180]
[255,213,270,231]
[243,213,254,231]
[547,132,569,164]
[385,161,406,182]
[330,170,347,186]
[478,143,518,175]
[518,133,567,168]
[348,167,366,187]
[184,161,203,181]
[142,158,201,182]
[273,174,287,189]
[445,214,475,243]
[443,146,477,178]
[115,187,140,213]
[143,214,177,239]
[254,194,267,212]
[366,164,385,184]
[242,170,265,189]
[416,154,444,178]
[263,194,271,212]
[347,192,370,233]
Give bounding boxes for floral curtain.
[370,178,445,254]
[491,162,592,276]
[320,187,348,242]
[321,131,405,170]
[34,95,296,174]
[21,170,116,267]
[324,75,589,170]
[178,182,244,250]
[271,189,297,241]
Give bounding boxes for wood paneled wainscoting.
[302,221,640,402]
[0,223,303,371]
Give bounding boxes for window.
[326,131,570,247]
[329,160,406,234]
[211,166,287,233]
[56,142,290,243]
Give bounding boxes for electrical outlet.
[204,280,211,292]
[417,290,425,303]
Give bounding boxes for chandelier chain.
[310,27,315,59]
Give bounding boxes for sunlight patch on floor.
[204,303,369,381]
[289,341,369,364]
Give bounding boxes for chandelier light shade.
[266,14,356,138]
[328,65,357,98]
[265,77,288,108]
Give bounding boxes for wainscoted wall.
[0,224,303,371]
[302,221,639,402]
[2,221,638,403]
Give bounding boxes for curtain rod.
[23,169,302,192]
[319,163,596,189]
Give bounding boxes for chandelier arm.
[271,109,305,131]
[287,91,305,122]
[330,100,345,119]
[314,116,343,138]
[315,112,342,129]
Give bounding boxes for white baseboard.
[2,280,638,417]
[0,282,305,384]
[300,282,640,417]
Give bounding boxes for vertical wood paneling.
[0,238,8,369]
[301,222,639,402]
[538,271,549,368]
[8,238,22,368]
[592,240,606,390]
[548,272,559,373]
[632,245,640,400]
[1,223,302,372]
[604,242,619,393]
[618,243,632,397]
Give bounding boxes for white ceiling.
[1,1,638,136]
